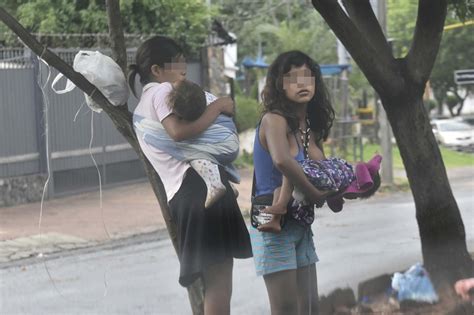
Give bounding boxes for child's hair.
[168,80,206,121]
[358,172,381,199]
[128,35,184,97]
[262,50,335,144]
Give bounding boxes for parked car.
[430,119,474,149]
[455,115,474,127]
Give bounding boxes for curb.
[0,228,170,269]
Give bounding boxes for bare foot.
[205,184,226,208]
[257,216,282,233]
[264,204,287,215]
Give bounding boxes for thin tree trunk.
[0,7,205,314]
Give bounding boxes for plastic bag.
[391,263,439,303]
[52,51,129,113]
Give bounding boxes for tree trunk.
[0,7,205,314]
[311,0,472,289]
[382,87,473,285]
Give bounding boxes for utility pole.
[336,1,351,158]
[373,0,394,184]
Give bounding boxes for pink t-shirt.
[134,82,190,202]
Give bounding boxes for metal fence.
[0,47,202,197]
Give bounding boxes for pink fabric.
[344,154,382,196]
[326,154,382,212]
[134,82,190,202]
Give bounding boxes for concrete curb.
[0,228,170,269]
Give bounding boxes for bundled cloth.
[391,263,439,304]
[133,113,240,183]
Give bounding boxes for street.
[1,175,473,315]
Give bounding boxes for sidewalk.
[0,166,470,265]
[0,167,253,264]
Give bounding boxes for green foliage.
[362,143,473,169]
[218,1,337,65]
[387,0,418,57]
[445,94,459,108]
[424,99,437,113]
[387,0,473,115]
[448,0,474,21]
[120,0,216,57]
[249,80,259,100]
[430,24,474,110]
[235,95,261,133]
[233,80,244,96]
[254,15,337,64]
[3,0,215,57]
[233,150,253,169]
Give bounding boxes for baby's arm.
[265,176,294,215]
[161,97,234,141]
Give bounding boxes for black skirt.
[168,167,253,287]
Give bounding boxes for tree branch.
[0,7,136,148]
[341,0,393,59]
[104,1,205,306]
[406,0,448,85]
[106,0,128,75]
[311,0,403,95]
[1,6,205,313]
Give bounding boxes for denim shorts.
[249,219,319,276]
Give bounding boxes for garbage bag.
[391,263,439,303]
[52,51,129,113]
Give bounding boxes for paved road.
[1,176,473,314]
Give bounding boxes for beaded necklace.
[298,118,310,159]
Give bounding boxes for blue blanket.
[133,113,240,183]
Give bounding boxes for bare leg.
[263,269,299,315]
[202,258,233,315]
[266,177,294,216]
[190,159,226,208]
[296,264,319,315]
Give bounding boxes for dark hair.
[358,172,381,199]
[128,35,184,97]
[261,50,335,144]
[168,80,206,121]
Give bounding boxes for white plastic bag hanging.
[52,50,129,113]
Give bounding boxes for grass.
[340,143,472,192]
[236,142,471,193]
[235,143,473,170]
[361,144,473,169]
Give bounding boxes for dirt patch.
[320,275,473,314]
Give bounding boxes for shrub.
[424,99,437,113]
[235,95,261,133]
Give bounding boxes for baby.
[167,79,238,208]
[259,154,382,232]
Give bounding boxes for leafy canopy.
[2,0,215,57]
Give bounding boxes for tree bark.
[0,7,205,314]
[311,0,403,95]
[312,0,473,287]
[383,91,472,284]
[105,0,128,75]
[341,0,392,58]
